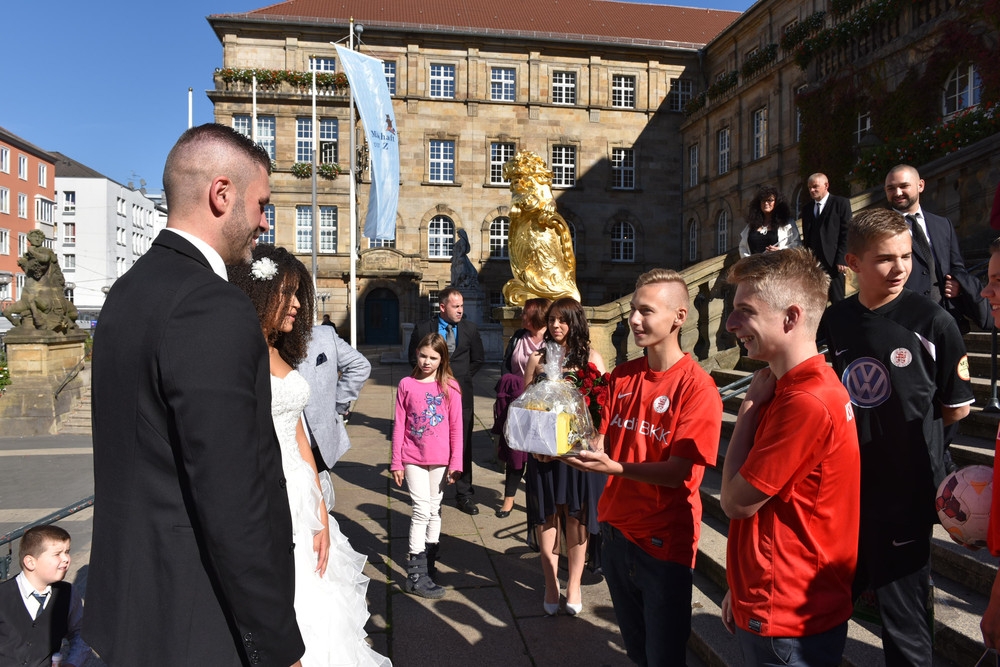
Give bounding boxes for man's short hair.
[727,247,830,327]
[635,268,689,307]
[846,208,909,256]
[438,286,463,305]
[19,525,70,565]
[162,123,271,212]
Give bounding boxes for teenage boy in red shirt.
[721,248,860,666]
[567,268,722,665]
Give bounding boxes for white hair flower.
[250,257,278,281]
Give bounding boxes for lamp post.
[316,291,330,322]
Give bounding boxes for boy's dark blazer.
[86,230,303,666]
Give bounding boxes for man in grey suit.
[299,324,372,471]
[802,172,852,303]
[886,164,989,332]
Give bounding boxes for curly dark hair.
[228,244,314,366]
[746,185,792,229]
[540,297,591,371]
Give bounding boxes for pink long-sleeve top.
[391,376,463,472]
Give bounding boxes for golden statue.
[502,151,581,306]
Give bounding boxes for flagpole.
[252,73,258,143]
[311,58,319,318]
[349,18,358,348]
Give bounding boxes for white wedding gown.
[271,370,391,667]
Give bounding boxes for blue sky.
[4,0,752,193]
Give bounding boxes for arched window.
[716,210,729,255]
[611,221,635,263]
[943,64,983,116]
[428,215,454,258]
[567,222,577,254]
[688,220,698,262]
[489,217,509,259]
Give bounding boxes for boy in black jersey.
[820,208,973,667]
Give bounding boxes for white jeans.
[404,464,447,554]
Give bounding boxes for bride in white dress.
[231,245,391,667]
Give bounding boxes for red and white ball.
[935,465,993,550]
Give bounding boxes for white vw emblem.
[842,358,891,408]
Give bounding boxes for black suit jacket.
[802,194,852,272]
[86,231,304,666]
[904,210,990,330]
[408,317,484,404]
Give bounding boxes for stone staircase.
[59,378,92,436]
[690,331,998,667]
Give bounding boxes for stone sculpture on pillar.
[3,229,79,334]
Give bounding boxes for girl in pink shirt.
[391,333,463,598]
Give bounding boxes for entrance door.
[364,288,400,345]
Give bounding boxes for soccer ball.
[935,465,993,550]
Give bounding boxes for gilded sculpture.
[501,151,581,306]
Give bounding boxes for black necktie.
[31,592,48,619]
[905,214,941,302]
[445,324,456,353]
[814,202,821,218]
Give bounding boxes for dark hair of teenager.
[522,297,551,332]
[228,244,314,366]
[19,525,71,565]
[412,332,457,398]
[746,185,792,229]
[540,297,591,371]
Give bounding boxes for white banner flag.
[336,46,399,240]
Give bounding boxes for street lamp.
[316,292,331,321]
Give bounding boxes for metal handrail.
[0,495,94,581]
[719,346,829,402]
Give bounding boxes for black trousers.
[455,403,475,500]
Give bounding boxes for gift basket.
[503,342,596,456]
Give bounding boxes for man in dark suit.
[408,287,485,515]
[86,125,304,667]
[886,164,990,332]
[802,172,853,303]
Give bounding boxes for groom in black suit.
[86,125,304,666]
[409,287,485,514]
[801,172,852,303]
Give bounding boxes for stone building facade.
[207,0,739,344]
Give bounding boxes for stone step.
[963,331,996,355]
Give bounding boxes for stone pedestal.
[1,330,88,436]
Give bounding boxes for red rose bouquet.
[566,362,611,430]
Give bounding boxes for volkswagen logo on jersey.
[842,357,891,408]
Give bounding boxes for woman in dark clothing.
[738,185,801,256]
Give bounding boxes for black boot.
[426,542,440,580]
[404,552,445,599]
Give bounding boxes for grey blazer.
[298,325,372,468]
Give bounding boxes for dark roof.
[0,126,57,164]
[48,152,110,180]
[210,0,740,50]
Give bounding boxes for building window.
[295,206,338,253]
[427,290,440,318]
[551,146,576,187]
[369,237,396,248]
[856,112,872,144]
[16,273,25,297]
[490,67,516,101]
[0,229,8,255]
[716,210,729,255]
[233,115,276,160]
[296,118,313,163]
[795,85,806,143]
[116,197,126,216]
[430,64,456,99]
[18,193,27,219]
[567,222,577,254]
[35,198,53,226]
[489,217,509,259]
[718,128,731,175]
[752,107,768,160]
[319,120,338,164]
[943,64,982,116]
[384,61,397,95]
[611,148,635,190]
[0,188,8,215]
[428,215,454,258]
[490,142,515,184]
[309,56,336,72]
[63,254,76,270]
[38,164,47,188]
[0,279,8,300]
[612,221,635,262]
[0,147,8,173]
[552,71,577,105]
[688,221,698,262]
[19,232,28,256]
[63,191,76,214]
[612,75,636,108]
[688,144,699,188]
[259,205,275,245]
[429,140,455,183]
[63,223,76,245]
[668,78,693,112]
[18,155,28,180]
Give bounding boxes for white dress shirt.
[15,572,90,665]
[164,227,230,281]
